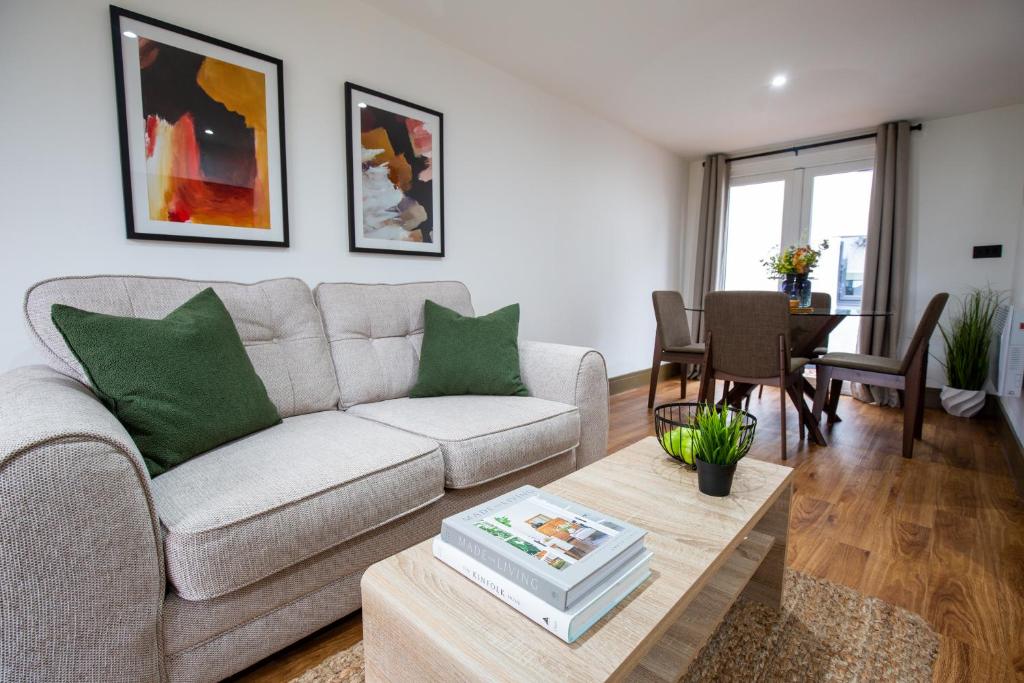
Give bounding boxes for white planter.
[939,386,986,418]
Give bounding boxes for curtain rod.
[703,123,923,166]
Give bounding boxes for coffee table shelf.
[629,530,775,682]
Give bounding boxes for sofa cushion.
[314,281,474,409]
[149,411,444,601]
[347,396,580,489]
[412,300,528,398]
[25,276,340,418]
[51,288,282,477]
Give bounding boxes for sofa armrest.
[519,341,609,469]
[0,366,165,682]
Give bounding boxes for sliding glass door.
[719,153,873,352]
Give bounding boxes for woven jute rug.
[290,570,938,683]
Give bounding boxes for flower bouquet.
[761,240,829,308]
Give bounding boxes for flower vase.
[794,274,812,308]
[779,274,797,301]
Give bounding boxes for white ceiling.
[371,0,1024,157]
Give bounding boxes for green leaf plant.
[938,287,1005,391]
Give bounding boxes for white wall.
[906,104,1024,386]
[0,0,686,378]
[682,103,1024,388]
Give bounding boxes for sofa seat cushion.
[150,411,444,601]
[347,396,580,489]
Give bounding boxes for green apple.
[661,427,695,465]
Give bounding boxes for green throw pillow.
[411,300,529,398]
[51,288,282,477]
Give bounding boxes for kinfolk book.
[433,537,652,643]
[439,485,646,610]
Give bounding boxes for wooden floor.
[232,379,1024,682]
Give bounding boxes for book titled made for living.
[439,485,646,610]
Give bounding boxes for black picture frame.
[110,5,289,247]
[345,82,445,257]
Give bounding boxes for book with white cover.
[439,485,647,610]
[432,536,652,643]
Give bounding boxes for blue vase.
[794,274,812,308]
[779,274,796,300]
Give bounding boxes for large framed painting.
[345,83,444,256]
[110,6,289,247]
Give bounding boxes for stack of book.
[433,485,651,643]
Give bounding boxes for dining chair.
[811,292,949,458]
[809,291,833,357]
[698,291,810,460]
[759,291,832,400]
[648,291,705,408]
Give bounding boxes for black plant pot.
[696,458,737,497]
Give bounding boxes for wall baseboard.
[608,364,681,395]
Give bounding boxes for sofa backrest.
[314,281,474,409]
[24,275,340,418]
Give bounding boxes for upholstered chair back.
[704,291,791,379]
[652,290,693,350]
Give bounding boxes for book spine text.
[439,522,566,609]
[432,537,571,642]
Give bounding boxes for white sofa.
[0,276,609,683]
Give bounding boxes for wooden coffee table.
[362,437,793,682]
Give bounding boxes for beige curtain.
[692,153,728,340]
[853,121,911,406]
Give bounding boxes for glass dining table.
[685,306,892,447]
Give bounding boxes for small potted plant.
[938,287,1004,417]
[690,403,755,497]
[761,241,829,308]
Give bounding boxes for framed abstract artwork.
[110,6,289,247]
[345,83,444,256]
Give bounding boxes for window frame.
[717,141,875,290]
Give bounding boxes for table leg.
[724,382,755,409]
[790,380,827,446]
[740,483,791,608]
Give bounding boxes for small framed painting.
[110,6,289,247]
[345,83,444,256]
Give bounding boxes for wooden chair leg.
[826,379,843,423]
[777,338,789,460]
[812,366,831,423]
[758,384,764,399]
[902,349,925,456]
[680,364,688,400]
[648,339,662,409]
[797,383,806,441]
[914,356,927,439]
[901,372,918,459]
[698,365,714,405]
[779,380,787,461]
[902,394,916,458]
[784,383,806,442]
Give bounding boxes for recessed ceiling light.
[771,74,788,88]
[122,30,138,39]
[358,102,367,108]
[204,129,214,135]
